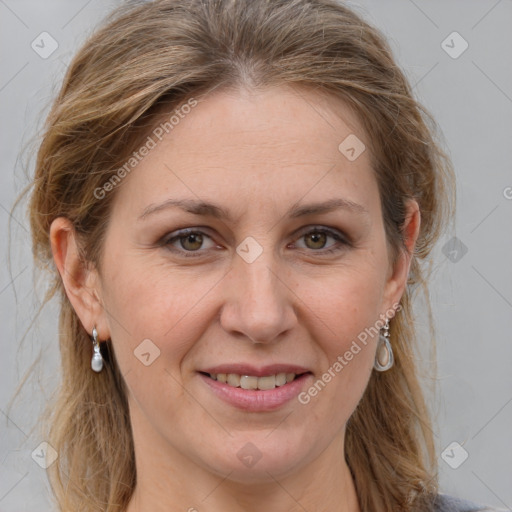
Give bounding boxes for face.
[64,85,415,483]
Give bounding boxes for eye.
[292,226,350,254]
[162,228,217,256]
[160,225,350,258]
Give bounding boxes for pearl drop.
[91,353,103,372]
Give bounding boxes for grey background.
[1,1,511,510]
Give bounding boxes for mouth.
[197,367,314,412]
[199,371,310,391]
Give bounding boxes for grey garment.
[433,493,508,512]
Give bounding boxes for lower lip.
[199,373,312,412]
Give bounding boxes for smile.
[198,371,313,412]
[204,372,302,390]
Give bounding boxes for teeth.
[276,373,287,386]
[254,375,275,390]
[240,375,259,390]
[209,372,299,390]
[227,374,241,387]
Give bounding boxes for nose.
[219,249,297,344]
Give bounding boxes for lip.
[198,371,313,412]
[200,363,311,377]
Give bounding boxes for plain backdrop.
[1,1,511,510]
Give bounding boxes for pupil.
[183,233,202,250]
[308,232,326,249]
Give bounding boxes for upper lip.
[200,364,312,377]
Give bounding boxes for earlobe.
[49,217,108,338]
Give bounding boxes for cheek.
[304,263,386,345]
[101,251,221,371]
[296,263,386,409]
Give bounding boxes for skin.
[50,84,420,512]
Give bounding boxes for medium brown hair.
[20,0,454,510]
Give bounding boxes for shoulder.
[432,493,508,512]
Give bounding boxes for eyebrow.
[138,197,369,222]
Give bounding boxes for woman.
[25,0,502,510]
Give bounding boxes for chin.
[197,433,313,483]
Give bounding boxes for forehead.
[110,84,379,222]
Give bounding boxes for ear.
[382,199,421,314]
[49,217,110,340]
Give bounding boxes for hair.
[18,0,455,510]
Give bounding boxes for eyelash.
[160,226,351,258]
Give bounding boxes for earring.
[91,326,104,373]
[374,318,394,372]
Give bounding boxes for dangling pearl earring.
[374,318,394,372]
[91,326,104,373]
